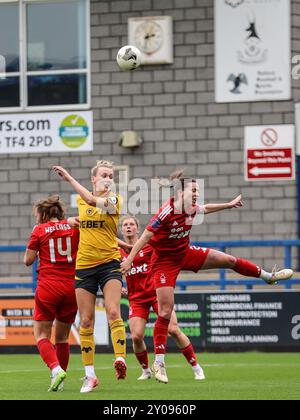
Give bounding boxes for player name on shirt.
[44,223,72,234]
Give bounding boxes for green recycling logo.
[59,114,89,149]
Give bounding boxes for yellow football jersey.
[76,193,122,270]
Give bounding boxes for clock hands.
[144,33,156,40]
[134,20,164,54]
[144,33,156,51]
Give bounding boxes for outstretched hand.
[228,194,243,209]
[52,166,72,182]
[68,216,80,228]
[121,259,132,275]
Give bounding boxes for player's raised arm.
[121,229,154,274]
[52,166,118,214]
[204,194,243,215]
[67,216,80,228]
[117,238,133,254]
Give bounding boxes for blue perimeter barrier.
[1,240,300,292]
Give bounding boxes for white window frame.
[0,0,91,113]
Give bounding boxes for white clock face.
[134,21,164,55]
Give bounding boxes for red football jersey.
[120,244,156,302]
[27,220,80,282]
[146,198,198,256]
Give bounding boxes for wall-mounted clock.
[128,16,173,65]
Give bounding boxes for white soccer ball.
[116,45,142,71]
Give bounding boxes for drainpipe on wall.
[295,103,300,270]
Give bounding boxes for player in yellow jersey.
[52,161,127,393]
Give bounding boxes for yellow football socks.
[80,327,95,366]
[110,319,126,359]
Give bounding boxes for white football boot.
[265,265,294,285]
[152,362,168,384]
[138,369,152,381]
[194,366,206,381]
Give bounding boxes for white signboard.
[0,111,93,154]
[215,0,291,103]
[245,125,295,182]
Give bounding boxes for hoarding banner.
[0,111,93,154]
[123,291,300,350]
[1,292,300,349]
[0,297,88,347]
[203,292,300,348]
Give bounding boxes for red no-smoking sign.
[261,128,278,147]
[245,125,295,181]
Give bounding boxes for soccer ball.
[116,45,142,71]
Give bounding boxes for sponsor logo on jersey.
[80,220,106,229]
[171,227,184,234]
[169,229,191,240]
[127,264,148,276]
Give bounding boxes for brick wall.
[0,0,299,277]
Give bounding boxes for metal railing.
[1,240,300,292]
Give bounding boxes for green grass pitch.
[0,353,299,400]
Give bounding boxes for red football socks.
[37,338,60,370]
[181,344,198,367]
[154,316,170,354]
[55,343,70,371]
[234,258,261,278]
[135,350,149,369]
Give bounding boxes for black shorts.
[75,260,122,296]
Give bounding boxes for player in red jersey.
[120,215,205,381]
[24,195,80,392]
[121,171,294,383]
